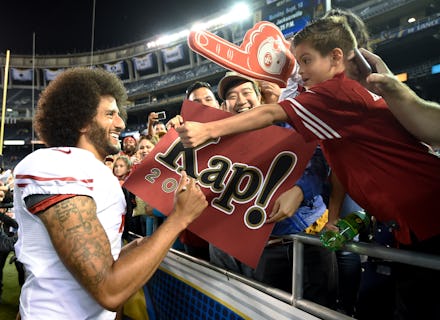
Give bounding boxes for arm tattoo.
[39,196,113,296]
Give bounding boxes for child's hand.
[176,122,211,148]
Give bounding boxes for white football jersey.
[14,147,126,319]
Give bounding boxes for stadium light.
[147,2,251,49]
[149,29,190,48]
[224,2,251,24]
[4,140,25,146]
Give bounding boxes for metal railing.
[169,232,440,320]
[289,233,440,320]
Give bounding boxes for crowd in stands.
[1,8,439,320]
[0,167,24,306]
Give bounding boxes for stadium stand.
[0,0,439,165]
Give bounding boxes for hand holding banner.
[124,101,316,267]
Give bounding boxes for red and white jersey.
[14,147,126,319]
[279,72,440,245]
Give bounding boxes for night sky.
[0,0,238,55]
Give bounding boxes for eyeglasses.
[185,81,212,98]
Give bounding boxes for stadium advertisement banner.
[262,0,327,38]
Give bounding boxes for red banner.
[124,101,316,267]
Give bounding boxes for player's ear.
[79,125,89,134]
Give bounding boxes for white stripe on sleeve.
[286,98,341,140]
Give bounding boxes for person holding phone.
[346,48,440,147]
[145,111,168,144]
[156,111,167,121]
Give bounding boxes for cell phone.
[156,111,166,120]
[353,48,372,76]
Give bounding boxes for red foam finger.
[188,21,296,88]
